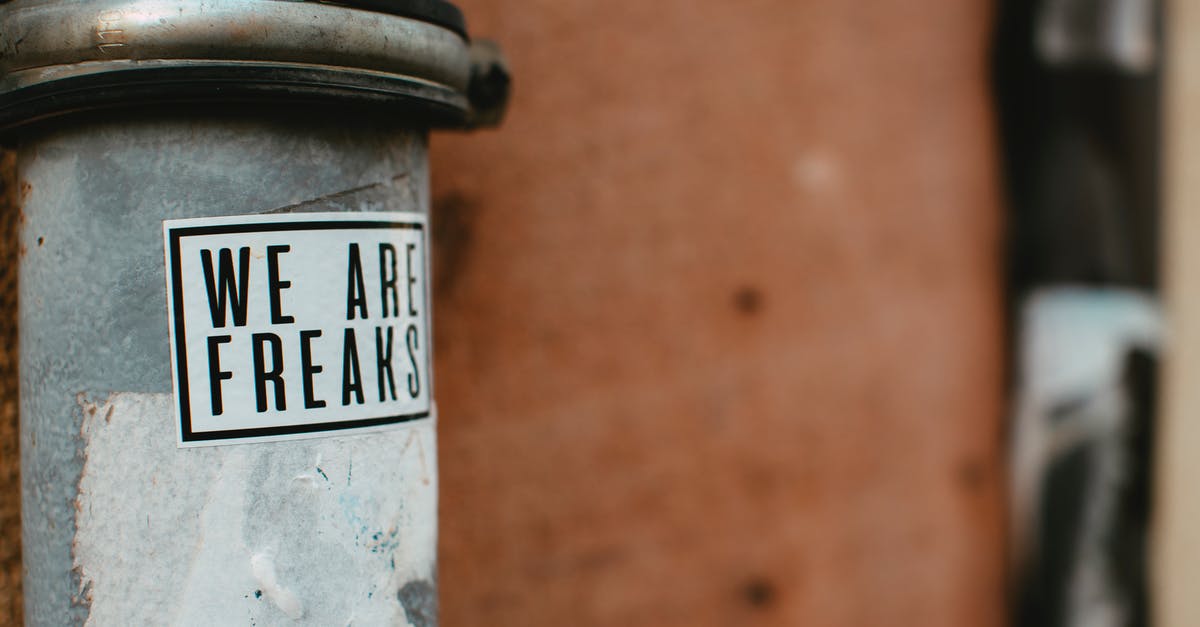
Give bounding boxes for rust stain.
[430,190,479,299]
[0,149,20,625]
[68,392,116,622]
[732,285,764,316]
[742,577,777,610]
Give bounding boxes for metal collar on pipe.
[0,0,504,130]
[321,0,467,39]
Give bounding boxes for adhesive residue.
[72,392,437,626]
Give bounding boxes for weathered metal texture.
[0,0,470,90]
[431,0,1005,625]
[0,0,496,131]
[17,114,438,625]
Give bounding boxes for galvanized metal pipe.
[1,1,506,624]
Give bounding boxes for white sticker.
[163,212,431,447]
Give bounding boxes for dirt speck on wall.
[0,150,21,624]
[431,1,1005,626]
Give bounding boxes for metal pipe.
[1,1,507,624]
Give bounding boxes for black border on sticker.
[167,219,432,443]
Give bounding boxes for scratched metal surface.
[0,0,477,136]
[0,0,469,88]
[15,113,438,625]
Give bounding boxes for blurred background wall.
[430,1,1006,625]
[1159,1,1200,624]
[0,1,1008,625]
